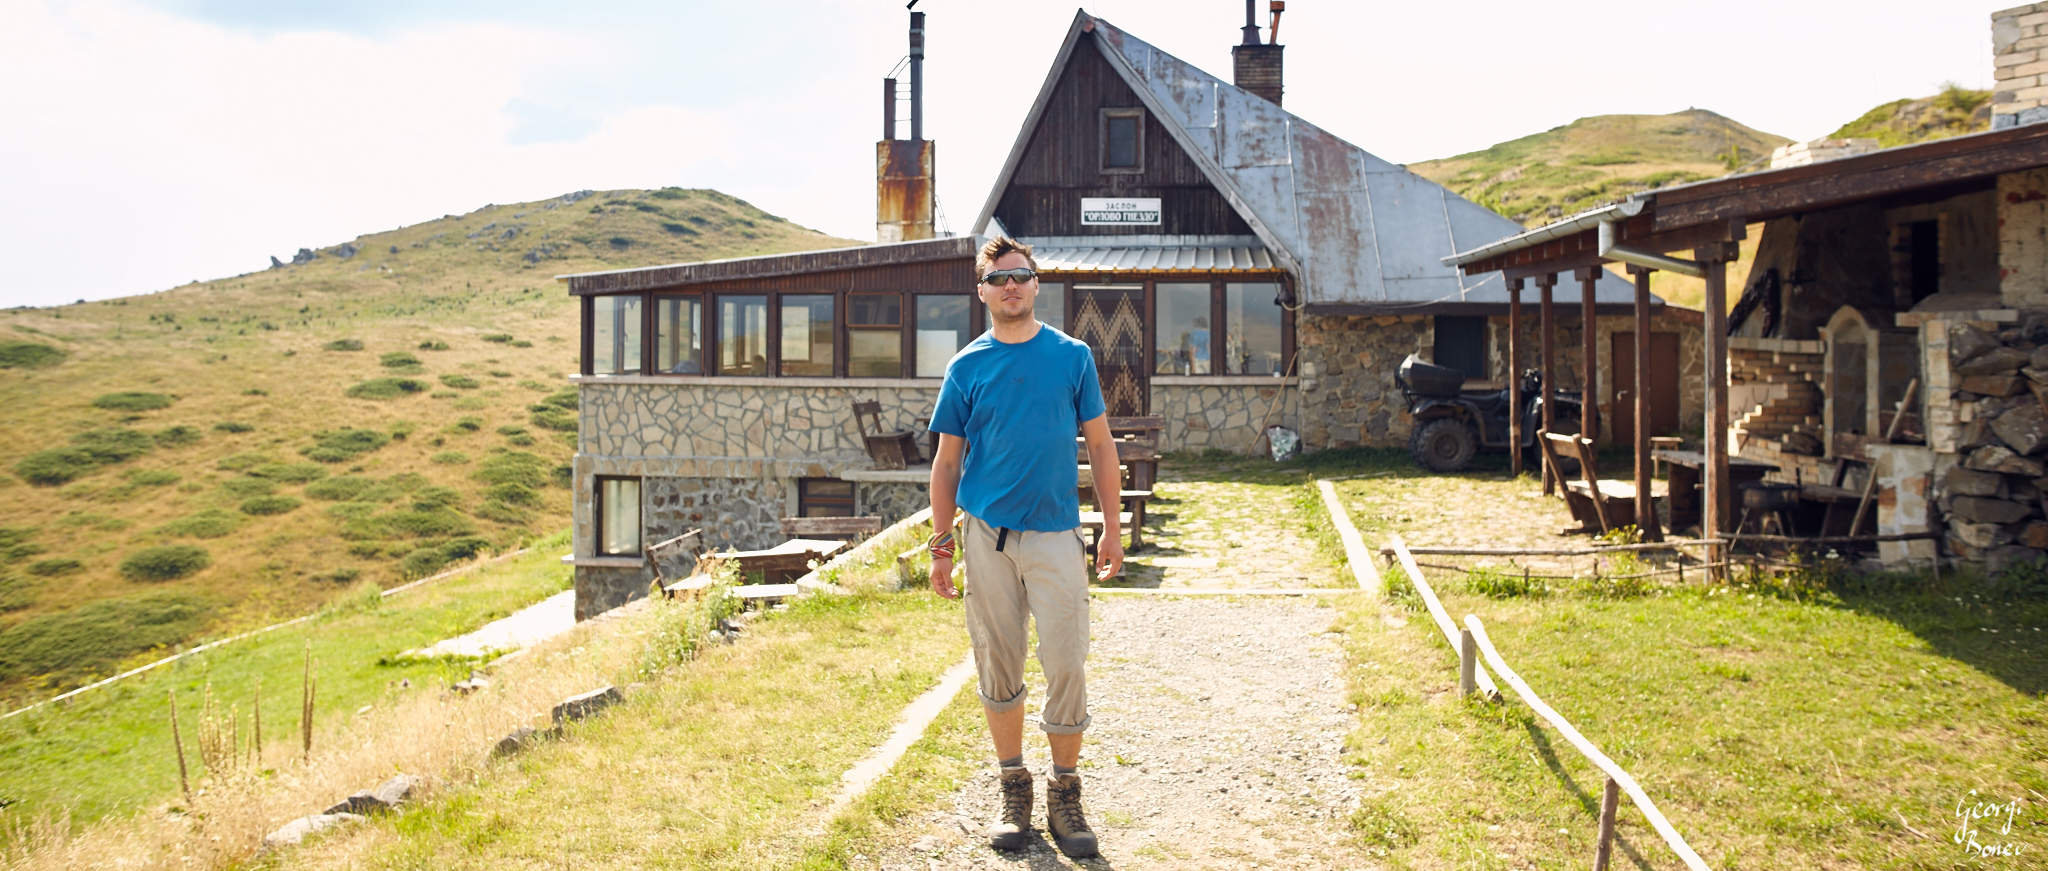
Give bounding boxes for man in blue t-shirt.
[927,237,1123,859]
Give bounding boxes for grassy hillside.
[0,188,858,706]
[1410,108,1792,227]
[1830,83,1993,147]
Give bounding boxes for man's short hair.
[976,236,1038,277]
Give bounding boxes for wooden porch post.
[1629,265,1662,541]
[1508,277,1524,479]
[1576,265,1600,445]
[1699,242,1739,572]
[1537,273,1558,495]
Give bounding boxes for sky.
[0,0,1998,307]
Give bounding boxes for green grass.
[1830,83,1992,148]
[0,535,570,829]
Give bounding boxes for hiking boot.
[1045,772,1098,858]
[986,766,1033,851]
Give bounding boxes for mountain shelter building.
[554,8,1706,616]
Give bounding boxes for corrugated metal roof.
[974,11,1647,309]
[557,235,975,295]
[1032,245,1276,272]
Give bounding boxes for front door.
[1612,332,1680,442]
[1071,284,1148,416]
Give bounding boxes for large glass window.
[1434,315,1488,380]
[849,293,902,377]
[1225,283,1285,375]
[780,295,834,376]
[717,295,768,376]
[1154,283,1211,375]
[590,294,643,375]
[655,295,701,374]
[916,295,970,377]
[597,476,642,556]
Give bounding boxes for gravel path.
[877,596,1371,870]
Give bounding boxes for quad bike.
[1398,353,1586,474]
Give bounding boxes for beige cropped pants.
[960,513,1091,734]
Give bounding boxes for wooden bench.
[695,538,849,585]
[854,401,921,470]
[1077,487,1153,549]
[1078,511,1136,566]
[779,516,884,542]
[1540,431,1663,536]
[644,530,710,599]
[730,583,802,610]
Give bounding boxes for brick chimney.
[1994,3,2048,128]
[1232,0,1283,106]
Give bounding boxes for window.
[1154,283,1212,375]
[985,282,1064,333]
[1433,316,1487,380]
[1906,220,1940,303]
[596,476,642,556]
[849,293,903,376]
[915,295,970,377]
[797,478,856,517]
[1101,108,1144,173]
[590,294,643,375]
[655,295,701,374]
[717,295,768,376]
[1225,283,1284,375]
[780,295,834,376]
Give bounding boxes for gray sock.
[1052,763,1077,777]
[999,755,1025,770]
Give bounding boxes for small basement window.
[596,476,642,556]
[797,479,856,517]
[1101,108,1145,174]
[1433,316,1487,380]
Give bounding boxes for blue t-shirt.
[929,324,1107,532]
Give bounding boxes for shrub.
[504,432,535,446]
[0,590,215,680]
[305,475,374,501]
[418,340,451,351]
[551,464,573,488]
[240,495,302,516]
[70,428,153,463]
[386,472,428,492]
[430,391,458,399]
[246,462,326,483]
[439,373,481,389]
[1465,565,1549,599]
[389,421,417,440]
[324,339,364,351]
[15,448,101,486]
[379,351,422,368]
[430,451,470,465]
[344,509,476,541]
[448,416,484,433]
[153,425,202,448]
[242,388,268,396]
[218,477,277,498]
[398,546,452,578]
[410,486,463,511]
[518,380,550,392]
[128,469,180,486]
[487,370,512,378]
[155,510,242,539]
[216,452,269,471]
[314,567,362,583]
[440,536,492,560]
[119,545,212,581]
[345,377,428,400]
[0,341,66,369]
[485,482,539,506]
[92,392,173,411]
[0,528,39,561]
[510,340,532,348]
[326,502,378,520]
[28,558,82,577]
[495,425,528,436]
[300,428,391,463]
[473,451,548,488]
[531,407,576,432]
[475,499,532,525]
[213,421,255,433]
[480,333,514,343]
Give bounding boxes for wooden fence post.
[1596,776,1619,870]
[1459,628,1477,698]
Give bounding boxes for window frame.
[797,478,857,517]
[1051,275,1294,379]
[652,292,706,375]
[1099,108,1146,175]
[593,475,643,557]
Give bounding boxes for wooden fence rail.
[1385,534,1497,698]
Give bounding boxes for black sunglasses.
[980,267,1038,286]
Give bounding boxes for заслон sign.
[1081,198,1161,226]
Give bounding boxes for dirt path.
[873,596,1370,870]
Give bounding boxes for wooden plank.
[1632,267,1661,542]
[1387,536,1497,698]
[1315,479,1381,596]
[1377,539,1723,557]
[731,583,802,600]
[1508,278,1523,478]
[780,516,885,536]
[1701,250,1731,569]
[1539,274,1557,496]
[1463,615,1713,871]
[1578,266,1600,445]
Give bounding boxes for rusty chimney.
[877,9,934,242]
[1232,1,1284,106]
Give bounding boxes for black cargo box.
[1398,354,1465,397]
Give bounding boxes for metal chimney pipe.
[909,11,925,142]
[1240,0,1260,45]
[882,77,896,141]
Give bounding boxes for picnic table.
[1078,511,1136,566]
[1653,450,1779,532]
[695,538,848,584]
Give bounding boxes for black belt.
[995,527,1010,552]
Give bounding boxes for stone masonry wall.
[1154,382,1299,453]
[1994,4,2048,129]
[1930,317,2048,567]
[2001,168,2048,308]
[578,379,941,475]
[858,481,930,526]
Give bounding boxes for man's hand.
[930,555,960,599]
[1095,537,1123,582]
